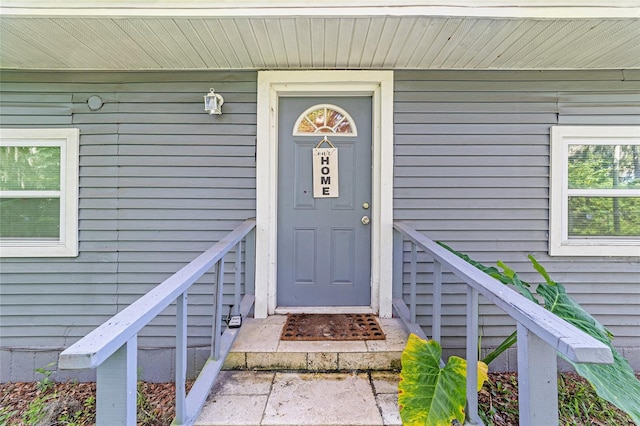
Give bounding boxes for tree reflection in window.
[293,104,357,136]
[567,144,640,237]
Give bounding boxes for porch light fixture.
[204,87,224,115]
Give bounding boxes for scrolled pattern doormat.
[280,313,386,341]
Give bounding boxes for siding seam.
[115,100,122,315]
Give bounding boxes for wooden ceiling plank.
[447,19,495,69]
[279,18,300,68]
[309,18,326,68]
[244,18,276,68]
[217,18,254,68]
[430,18,476,68]
[407,18,449,68]
[263,18,289,68]
[174,19,224,69]
[346,18,370,68]
[557,20,640,69]
[184,20,229,69]
[294,18,313,68]
[526,20,593,68]
[334,18,356,68]
[0,22,68,68]
[370,17,402,68]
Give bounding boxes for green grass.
[557,373,632,426]
[478,372,637,426]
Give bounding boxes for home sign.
[312,136,339,198]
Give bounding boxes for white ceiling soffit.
[1,1,639,70]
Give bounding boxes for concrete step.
[222,315,408,372]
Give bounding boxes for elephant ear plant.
[398,334,488,426]
[398,243,640,425]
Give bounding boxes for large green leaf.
[437,242,537,303]
[438,243,640,424]
[531,261,640,424]
[437,242,507,284]
[398,334,488,426]
[535,280,613,343]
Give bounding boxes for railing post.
[245,229,256,296]
[393,229,403,299]
[517,322,559,426]
[233,240,242,316]
[432,261,442,343]
[410,242,417,324]
[212,259,225,360]
[96,337,137,426]
[466,286,481,425]
[175,292,188,424]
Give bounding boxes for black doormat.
[280,313,386,341]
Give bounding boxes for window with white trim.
[550,126,640,256]
[0,128,79,257]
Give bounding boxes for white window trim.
[0,128,79,257]
[550,125,640,257]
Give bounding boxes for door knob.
[361,216,370,225]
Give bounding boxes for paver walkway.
[195,370,402,426]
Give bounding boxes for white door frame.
[254,70,394,318]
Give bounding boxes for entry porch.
[57,219,613,425]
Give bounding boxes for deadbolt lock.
[362,202,370,209]
[361,216,370,225]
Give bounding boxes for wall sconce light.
[204,88,224,115]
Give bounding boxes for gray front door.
[277,96,372,307]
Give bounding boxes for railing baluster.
[466,286,481,425]
[517,322,559,426]
[245,229,256,296]
[96,336,137,426]
[212,259,225,360]
[410,242,417,324]
[432,260,442,342]
[392,229,404,300]
[233,241,242,316]
[175,292,188,424]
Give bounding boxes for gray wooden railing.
[392,221,614,426]
[59,219,256,426]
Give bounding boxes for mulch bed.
[2,372,638,425]
[0,381,190,425]
[280,313,386,341]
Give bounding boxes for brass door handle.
[361,216,370,225]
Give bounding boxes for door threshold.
[274,306,375,315]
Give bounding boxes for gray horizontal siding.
[0,71,257,354]
[394,70,640,354]
[1,69,639,379]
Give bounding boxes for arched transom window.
[293,104,357,136]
